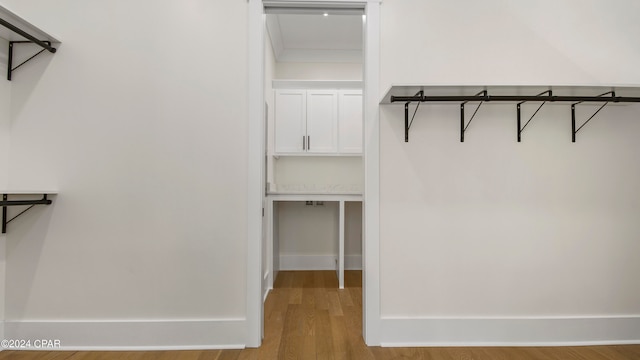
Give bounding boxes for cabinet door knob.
[307,135,310,151]
[303,135,306,150]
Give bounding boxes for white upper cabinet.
[306,90,338,153]
[274,89,306,153]
[274,87,362,156]
[338,90,363,154]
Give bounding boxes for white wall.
[380,0,640,86]
[278,200,362,271]
[378,0,640,345]
[1,0,248,349]
[276,62,362,81]
[279,201,338,256]
[274,156,362,193]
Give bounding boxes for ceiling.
[266,13,363,63]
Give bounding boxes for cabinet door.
[306,90,338,153]
[338,90,363,154]
[274,89,306,153]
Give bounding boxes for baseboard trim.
[4,319,246,350]
[279,255,362,270]
[380,316,640,347]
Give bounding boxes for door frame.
[246,0,381,347]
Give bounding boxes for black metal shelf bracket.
[7,40,54,81]
[404,90,423,142]
[0,16,57,81]
[1,194,53,234]
[460,90,487,142]
[517,90,552,142]
[571,91,615,143]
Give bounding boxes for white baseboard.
[279,255,362,270]
[3,319,246,350]
[380,316,640,347]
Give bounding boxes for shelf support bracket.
[571,91,615,142]
[0,15,57,81]
[7,40,55,81]
[517,90,552,142]
[1,194,53,234]
[404,90,423,142]
[460,90,487,142]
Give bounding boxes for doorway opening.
[248,0,381,348]
[263,3,364,349]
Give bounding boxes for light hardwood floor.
[0,270,639,359]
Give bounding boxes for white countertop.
[268,190,361,195]
[267,192,362,201]
[267,184,362,199]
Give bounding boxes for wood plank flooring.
[1,270,639,359]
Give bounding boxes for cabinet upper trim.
[273,80,363,90]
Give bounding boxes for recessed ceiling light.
[323,12,328,17]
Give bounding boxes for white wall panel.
[1,0,249,347]
[378,0,640,345]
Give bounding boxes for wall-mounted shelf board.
[1,190,57,234]
[0,5,60,43]
[380,84,640,142]
[273,80,362,90]
[0,4,60,80]
[381,84,640,104]
[1,189,58,194]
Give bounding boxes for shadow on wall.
[9,42,58,120]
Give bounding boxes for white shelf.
[0,4,60,43]
[381,84,640,143]
[380,84,640,104]
[1,189,57,195]
[1,190,56,233]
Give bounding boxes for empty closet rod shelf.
[1,194,53,234]
[390,95,640,103]
[0,17,56,53]
[0,198,52,207]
